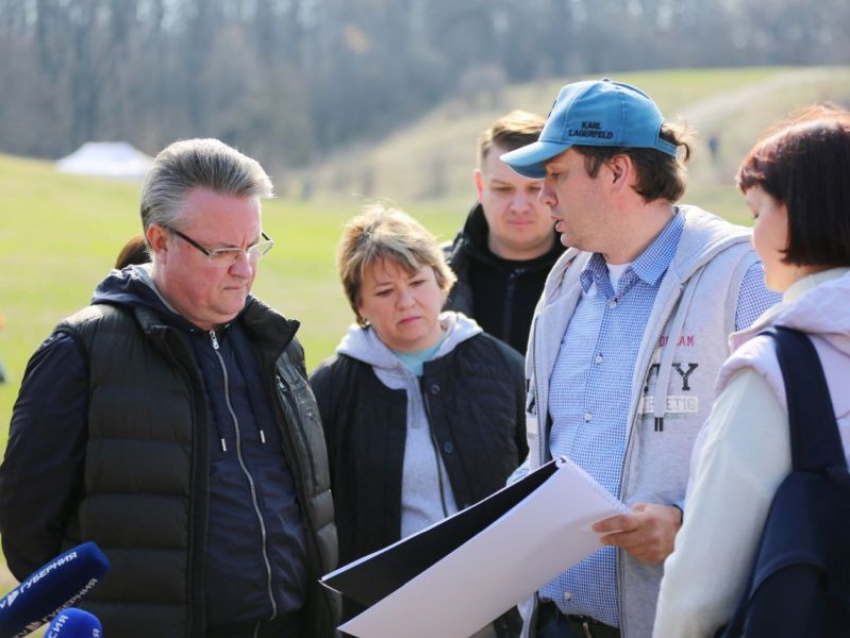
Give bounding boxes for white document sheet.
[338,455,629,638]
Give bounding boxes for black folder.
[321,458,559,606]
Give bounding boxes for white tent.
[56,141,155,180]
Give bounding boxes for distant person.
[654,105,850,637]
[115,234,150,269]
[311,205,527,637]
[0,138,338,637]
[707,132,720,163]
[444,110,564,353]
[500,78,780,638]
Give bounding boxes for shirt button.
[607,299,618,309]
[564,591,572,602]
[594,354,603,364]
[584,412,593,422]
[430,384,441,395]
[442,441,455,454]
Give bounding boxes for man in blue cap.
[502,79,779,638]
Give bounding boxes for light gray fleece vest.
[522,206,760,638]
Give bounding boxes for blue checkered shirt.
[542,211,779,625]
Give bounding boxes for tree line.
[0,0,846,174]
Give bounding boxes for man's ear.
[608,154,634,192]
[474,169,485,202]
[145,224,170,262]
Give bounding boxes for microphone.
[45,609,101,637]
[0,542,110,638]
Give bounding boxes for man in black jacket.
[444,110,565,353]
[0,139,338,638]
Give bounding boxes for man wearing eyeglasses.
[0,139,338,638]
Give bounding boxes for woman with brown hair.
[654,105,850,636]
[311,204,527,637]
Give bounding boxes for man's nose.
[539,182,556,207]
[229,252,254,277]
[512,191,533,213]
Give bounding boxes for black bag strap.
[766,326,844,471]
[721,327,844,638]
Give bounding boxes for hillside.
[291,66,850,211]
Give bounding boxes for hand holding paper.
[595,502,683,564]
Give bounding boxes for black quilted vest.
[58,299,338,637]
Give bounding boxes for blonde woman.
[311,205,527,637]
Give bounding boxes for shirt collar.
[580,209,684,294]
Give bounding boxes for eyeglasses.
[170,228,274,268]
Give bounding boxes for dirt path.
[680,68,837,126]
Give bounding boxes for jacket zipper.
[420,378,450,518]
[529,314,549,466]
[501,268,525,345]
[614,281,688,637]
[209,330,277,629]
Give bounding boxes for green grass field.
[1,65,849,596]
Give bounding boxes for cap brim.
[500,141,571,179]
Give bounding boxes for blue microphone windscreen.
[0,542,110,638]
[45,608,102,638]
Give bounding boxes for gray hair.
[140,138,274,231]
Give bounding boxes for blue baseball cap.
[501,78,679,178]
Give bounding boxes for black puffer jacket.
[0,268,338,638]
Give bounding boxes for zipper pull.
[220,437,228,452]
[276,375,287,392]
[259,430,266,444]
[209,330,220,351]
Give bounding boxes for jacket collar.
[336,311,482,371]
